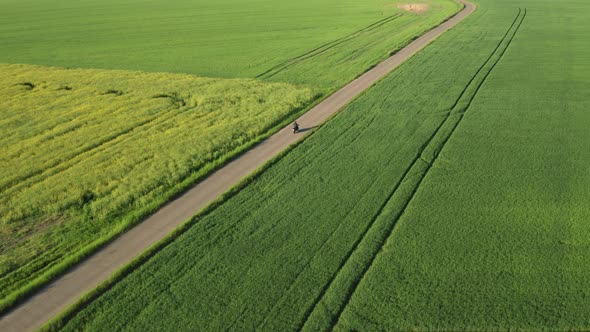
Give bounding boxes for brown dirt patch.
[397,3,430,13]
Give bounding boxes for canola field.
[0,64,314,305]
[56,0,590,329]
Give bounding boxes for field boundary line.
[315,8,528,330]
[0,2,475,331]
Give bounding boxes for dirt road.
[0,1,475,330]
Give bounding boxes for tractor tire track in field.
[300,8,527,331]
[251,112,406,332]
[0,2,476,331]
[256,14,402,80]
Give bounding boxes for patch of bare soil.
[397,3,430,13]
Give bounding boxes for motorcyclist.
[292,121,299,133]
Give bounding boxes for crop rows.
[57,3,528,329]
[256,13,405,80]
[0,0,463,312]
[301,8,528,331]
[262,0,462,88]
[7,0,588,329]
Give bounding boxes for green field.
[337,1,590,329]
[54,0,590,329]
[0,0,460,88]
[0,0,462,314]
